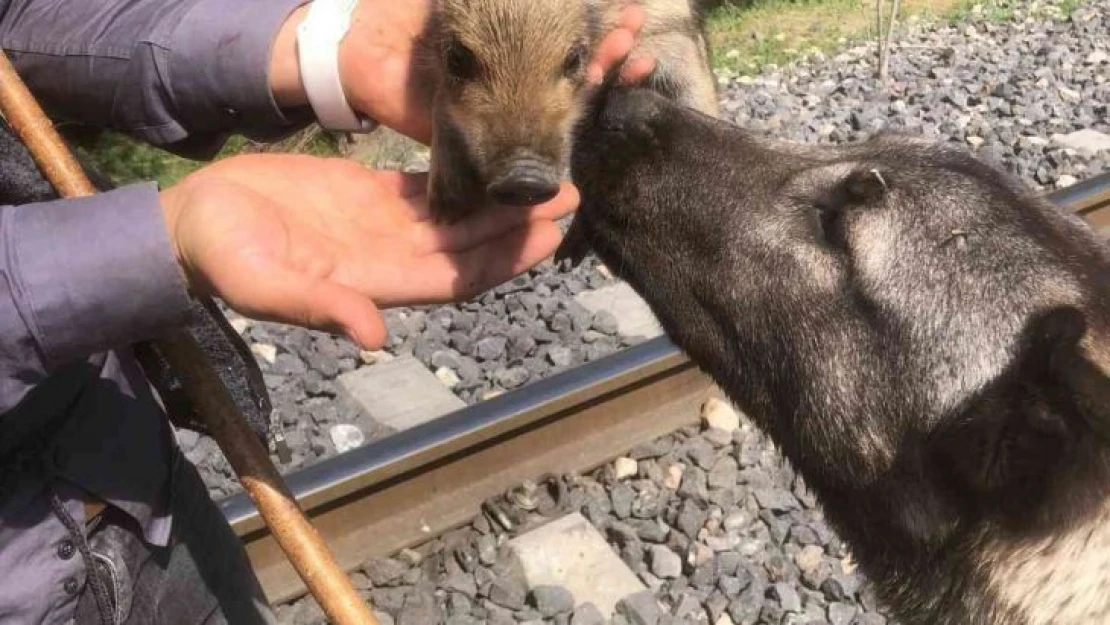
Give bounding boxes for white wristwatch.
[296,0,377,133]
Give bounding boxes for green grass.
[71,125,342,189]
[705,0,972,75]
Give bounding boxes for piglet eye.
[447,40,480,81]
[563,44,588,77]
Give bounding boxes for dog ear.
[841,167,889,204]
[1030,307,1110,441]
[930,307,1099,517]
[790,163,890,211]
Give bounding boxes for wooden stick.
[879,0,901,80]
[876,0,886,79]
[0,50,379,625]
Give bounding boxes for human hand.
[159,155,577,348]
[270,1,658,144]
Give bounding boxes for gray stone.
[488,576,527,611]
[648,545,683,579]
[443,571,478,598]
[772,582,803,613]
[828,603,859,625]
[361,557,408,586]
[510,513,645,618]
[611,483,636,519]
[575,283,663,339]
[529,585,575,616]
[616,590,663,625]
[570,602,606,625]
[675,500,708,540]
[339,356,465,431]
[754,489,800,512]
[1057,129,1110,153]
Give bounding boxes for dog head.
[427,0,603,219]
[567,86,1110,619]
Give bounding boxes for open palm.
[161,154,578,348]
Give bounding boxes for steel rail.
[220,170,1110,606]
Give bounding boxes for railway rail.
[219,171,1110,606]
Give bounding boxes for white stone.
[510,513,645,618]
[329,424,365,454]
[435,366,460,389]
[359,349,394,365]
[1057,129,1110,154]
[575,283,662,340]
[701,397,741,433]
[688,543,714,567]
[795,545,826,575]
[338,355,466,432]
[1086,50,1108,65]
[723,511,751,532]
[229,318,250,334]
[704,533,741,552]
[1057,175,1079,188]
[966,136,985,148]
[663,464,685,490]
[250,343,277,364]
[480,389,505,402]
[1058,87,1081,102]
[613,457,638,481]
[715,616,737,625]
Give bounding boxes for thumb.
[217,263,388,350]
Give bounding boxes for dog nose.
[487,162,561,206]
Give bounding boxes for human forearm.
[0,0,312,158]
[0,184,192,385]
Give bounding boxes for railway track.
[218,171,1110,607]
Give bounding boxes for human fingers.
[379,220,565,307]
[216,255,388,349]
[620,55,658,84]
[407,183,578,253]
[587,4,647,84]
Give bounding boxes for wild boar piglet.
[426,0,718,219]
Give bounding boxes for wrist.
[270,4,311,109]
[158,185,201,296]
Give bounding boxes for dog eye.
[447,40,481,81]
[563,44,587,77]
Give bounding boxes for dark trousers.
[69,448,277,625]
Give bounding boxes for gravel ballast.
[182,0,1108,621]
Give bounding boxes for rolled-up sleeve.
[0,183,192,405]
[0,0,312,159]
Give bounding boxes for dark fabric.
[70,449,276,625]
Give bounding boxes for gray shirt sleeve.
[0,0,312,159]
[0,183,193,415]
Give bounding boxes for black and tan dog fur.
[563,86,1110,625]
